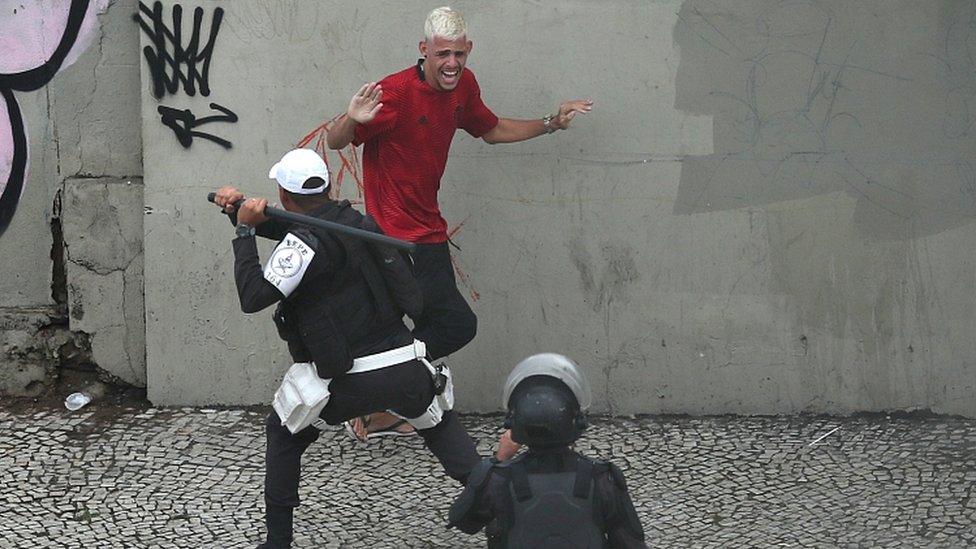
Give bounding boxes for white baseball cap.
[268,149,330,194]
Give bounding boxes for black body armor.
[273,201,420,378]
[501,456,605,548]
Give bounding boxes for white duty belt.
[349,339,456,430]
[273,340,429,434]
[348,339,427,374]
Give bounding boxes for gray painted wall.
[2,0,973,416]
[141,0,976,416]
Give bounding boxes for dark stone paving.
[1,405,974,548]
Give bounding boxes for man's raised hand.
[347,82,384,124]
[555,99,594,130]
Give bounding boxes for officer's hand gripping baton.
[207,192,416,253]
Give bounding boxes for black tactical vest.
[274,201,414,378]
[499,455,606,549]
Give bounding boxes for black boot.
[257,505,293,549]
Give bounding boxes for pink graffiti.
[0,90,30,195]
[0,90,28,234]
[1,0,108,236]
[0,97,13,190]
[0,0,108,74]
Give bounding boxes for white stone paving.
[1,405,974,548]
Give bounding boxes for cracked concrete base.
[0,306,72,395]
[61,177,145,386]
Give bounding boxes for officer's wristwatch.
[235,223,256,238]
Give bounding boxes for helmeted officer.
[213,148,480,549]
[448,353,647,548]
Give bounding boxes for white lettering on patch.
[264,233,315,297]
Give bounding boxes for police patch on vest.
[264,233,315,297]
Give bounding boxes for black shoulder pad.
[607,462,628,490]
[448,458,497,531]
[469,457,497,489]
[574,453,607,469]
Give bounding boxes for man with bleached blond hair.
[328,6,593,456]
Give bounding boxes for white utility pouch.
[272,362,332,434]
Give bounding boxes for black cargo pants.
[410,242,478,360]
[261,359,479,548]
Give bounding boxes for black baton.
[207,192,416,252]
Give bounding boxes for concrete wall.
[141,0,976,416]
[0,0,144,394]
[2,0,973,416]
[665,0,976,415]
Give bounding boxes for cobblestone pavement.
[1,405,975,548]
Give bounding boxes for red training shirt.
[352,64,499,244]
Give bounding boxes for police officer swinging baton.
[206,192,417,253]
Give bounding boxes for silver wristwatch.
[543,113,557,134]
[235,223,256,238]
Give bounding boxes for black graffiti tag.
[134,1,224,99]
[158,102,238,149]
[134,1,237,149]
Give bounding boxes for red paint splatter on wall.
[296,117,364,203]
[450,249,480,302]
[447,216,478,301]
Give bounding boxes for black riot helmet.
[502,354,592,448]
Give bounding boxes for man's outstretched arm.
[482,99,593,144]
